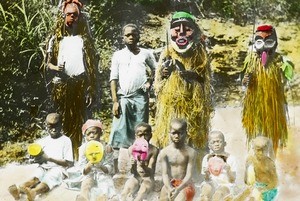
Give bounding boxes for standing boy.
[109,23,156,174]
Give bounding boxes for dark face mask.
[254,31,277,66]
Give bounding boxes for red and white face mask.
[170,19,196,53]
[208,156,226,176]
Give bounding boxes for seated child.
[245,136,278,201]
[8,113,73,201]
[76,119,118,201]
[159,118,197,201]
[121,122,159,201]
[199,130,237,201]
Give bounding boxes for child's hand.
[34,152,48,164]
[171,188,179,201]
[112,102,121,118]
[85,91,93,108]
[142,82,151,92]
[169,187,179,201]
[130,156,136,165]
[223,163,231,172]
[203,167,211,181]
[83,162,93,174]
[136,157,146,167]
[34,155,46,164]
[48,62,65,72]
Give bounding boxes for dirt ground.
[1,106,299,201]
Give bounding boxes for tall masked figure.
[241,24,294,153]
[153,12,213,149]
[44,0,99,159]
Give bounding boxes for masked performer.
[44,0,99,159]
[153,11,213,149]
[241,24,294,153]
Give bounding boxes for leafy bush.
[285,0,300,19]
[0,0,55,143]
[0,142,28,166]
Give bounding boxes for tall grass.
[0,0,56,143]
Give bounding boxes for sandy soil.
[1,106,299,201]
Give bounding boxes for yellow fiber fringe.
[242,53,288,153]
[153,44,213,149]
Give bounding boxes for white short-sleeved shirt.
[37,134,73,169]
[57,35,86,76]
[109,47,156,95]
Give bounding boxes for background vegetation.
[0,0,299,165]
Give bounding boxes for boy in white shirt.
[199,130,237,201]
[8,113,73,201]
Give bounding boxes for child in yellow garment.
[76,119,118,201]
[245,136,278,201]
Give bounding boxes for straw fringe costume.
[44,3,99,159]
[153,40,212,149]
[241,25,294,153]
[242,53,289,153]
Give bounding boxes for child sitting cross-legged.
[199,130,238,201]
[76,119,118,201]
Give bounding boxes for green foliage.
[285,0,300,19]
[0,0,54,143]
[0,142,27,166]
[200,0,299,23]
[135,0,164,4]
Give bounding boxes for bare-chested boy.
[245,136,278,201]
[121,122,159,201]
[160,118,196,201]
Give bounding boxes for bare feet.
[21,187,36,201]
[8,184,20,200]
[233,186,253,201]
[75,194,88,201]
[96,194,107,201]
[199,195,210,201]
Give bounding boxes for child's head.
[45,113,62,139]
[251,136,269,158]
[169,118,188,145]
[208,131,226,153]
[82,119,103,142]
[135,122,152,142]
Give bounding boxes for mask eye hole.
[264,39,276,48]
[254,39,264,50]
